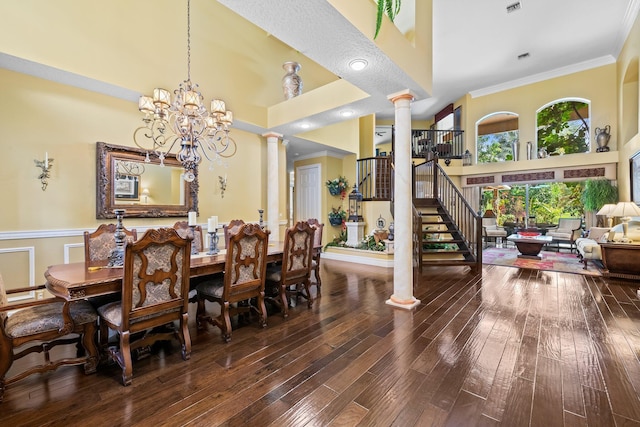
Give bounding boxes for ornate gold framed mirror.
[96,142,198,219]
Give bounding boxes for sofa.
[576,220,640,269]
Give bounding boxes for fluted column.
[386,91,420,310]
[263,132,282,242]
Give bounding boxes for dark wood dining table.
[45,242,285,301]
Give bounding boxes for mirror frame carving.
[96,141,198,219]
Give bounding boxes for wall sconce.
[218,175,227,198]
[141,188,150,204]
[34,152,53,191]
[462,149,472,166]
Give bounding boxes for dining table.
[45,242,285,301]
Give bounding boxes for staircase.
[416,199,478,269]
[356,154,482,274]
[412,158,482,273]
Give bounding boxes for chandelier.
[133,0,236,182]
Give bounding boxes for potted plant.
[326,176,349,198]
[328,206,347,226]
[581,178,618,228]
[374,0,401,39]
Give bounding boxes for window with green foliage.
[482,182,584,225]
[476,112,519,163]
[536,99,590,156]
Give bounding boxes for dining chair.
[173,220,204,253]
[0,274,99,402]
[84,223,138,269]
[96,227,192,386]
[195,223,270,342]
[223,219,246,249]
[307,218,324,296]
[265,221,315,318]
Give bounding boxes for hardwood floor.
[2,260,640,426]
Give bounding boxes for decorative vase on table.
[282,62,303,100]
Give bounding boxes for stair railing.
[414,156,482,268]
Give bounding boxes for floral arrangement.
[326,176,349,198]
[328,206,347,226]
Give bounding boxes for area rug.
[482,247,602,276]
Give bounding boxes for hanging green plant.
[326,176,349,198]
[375,0,402,39]
[328,206,347,226]
[581,178,618,211]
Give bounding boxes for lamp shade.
[611,202,640,219]
[596,203,617,216]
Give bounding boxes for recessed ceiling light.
[349,59,368,71]
[340,110,354,117]
[300,123,310,129]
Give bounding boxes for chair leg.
[81,321,99,374]
[179,312,191,358]
[303,279,313,309]
[279,284,289,318]
[220,301,232,343]
[119,330,133,386]
[196,296,207,330]
[314,258,322,296]
[0,338,12,402]
[257,292,267,328]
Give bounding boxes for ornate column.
[263,132,282,242]
[386,91,420,310]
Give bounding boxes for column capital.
[387,90,416,104]
[262,131,283,140]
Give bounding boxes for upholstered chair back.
[223,219,246,248]
[173,221,203,253]
[281,221,316,283]
[84,224,137,269]
[307,218,324,249]
[223,223,270,302]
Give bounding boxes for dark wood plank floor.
[2,260,640,426]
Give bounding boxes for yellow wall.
[616,9,640,202]
[0,68,275,289]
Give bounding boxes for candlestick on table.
[207,227,219,255]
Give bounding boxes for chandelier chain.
[187,0,191,81]
[133,0,237,180]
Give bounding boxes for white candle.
[188,211,197,226]
[208,216,218,231]
[45,152,48,169]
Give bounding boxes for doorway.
[295,163,322,223]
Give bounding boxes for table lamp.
[596,203,617,228]
[610,202,640,241]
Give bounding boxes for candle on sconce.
[188,211,197,226]
[208,216,218,231]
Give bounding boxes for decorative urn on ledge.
[595,125,611,152]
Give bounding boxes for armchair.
[546,218,583,252]
[481,217,507,248]
[0,276,99,401]
[195,223,270,342]
[97,228,192,386]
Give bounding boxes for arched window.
[536,98,590,156]
[476,112,519,163]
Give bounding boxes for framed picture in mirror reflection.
[114,175,139,201]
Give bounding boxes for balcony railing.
[411,129,465,164]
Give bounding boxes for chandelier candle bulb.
[45,152,48,169]
[208,216,218,231]
[188,211,197,226]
